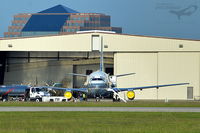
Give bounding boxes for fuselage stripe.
[3,88,15,95]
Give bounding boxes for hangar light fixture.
[179,44,183,48]
[8,44,13,48]
[104,45,108,48]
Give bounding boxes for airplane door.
[187,87,193,99]
[92,35,100,51]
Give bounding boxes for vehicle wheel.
[35,98,40,102]
[96,97,100,102]
[2,95,8,102]
[117,98,120,102]
[113,98,116,102]
[2,99,7,102]
[25,98,30,102]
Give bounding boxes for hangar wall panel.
[114,53,158,99]
[114,52,200,100]
[4,62,73,87]
[0,34,91,51]
[158,52,200,100]
[8,52,29,57]
[30,52,58,57]
[102,33,200,52]
[1,33,200,52]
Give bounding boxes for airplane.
[49,39,189,103]
[170,5,198,20]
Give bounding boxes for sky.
[0,0,200,40]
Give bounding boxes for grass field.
[0,100,200,107]
[0,112,200,133]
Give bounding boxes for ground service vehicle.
[0,85,50,102]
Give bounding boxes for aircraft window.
[92,78,103,81]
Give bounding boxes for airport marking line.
[1,107,200,112]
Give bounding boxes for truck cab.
[29,87,50,102]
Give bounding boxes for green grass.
[0,112,200,133]
[0,100,200,107]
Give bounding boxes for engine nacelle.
[64,91,72,100]
[127,91,135,100]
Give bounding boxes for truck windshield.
[35,88,46,92]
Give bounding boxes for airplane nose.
[89,81,107,88]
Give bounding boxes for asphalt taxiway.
[0,107,200,112]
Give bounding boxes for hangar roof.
[0,32,200,52]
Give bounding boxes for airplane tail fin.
[100,36,104,72]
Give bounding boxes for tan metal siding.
[114,53,158,99]
[157,52,199,100]
[0,34,91,51]
[114,52,200,100]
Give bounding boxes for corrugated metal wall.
[114,52,199,100]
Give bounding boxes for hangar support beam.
[0,52,6,84]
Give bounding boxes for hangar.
[0,31,200,100]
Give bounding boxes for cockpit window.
[92,78,103,81]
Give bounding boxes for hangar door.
[114,53,158,99]
[187,87,193,99]
[0,52,6,84]
[92,35,101,51]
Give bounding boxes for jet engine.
[64,91,72,100]
[127,91,135,100]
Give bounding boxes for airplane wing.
[65,88,88,93]
[68,73,88,77]
[44,86,88,93]
[113,83,189,92]
[114,73,136,77]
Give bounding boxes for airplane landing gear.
[113,95,120,102]
[2,95,8,102]
[96,97,100,102]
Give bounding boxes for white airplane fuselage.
[87,71,109,89]
[84,70,113,98]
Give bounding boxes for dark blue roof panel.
[22,15,69,31]
[39,5,79,13]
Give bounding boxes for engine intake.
[127,91,135,100]
[64,91,72,100]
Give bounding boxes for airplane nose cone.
[88,81,108,88]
